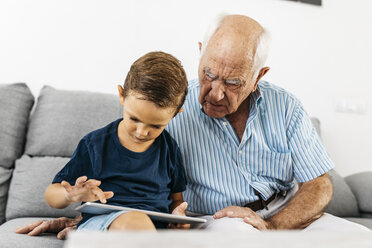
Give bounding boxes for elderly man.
[16,14,369,238]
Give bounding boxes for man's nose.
[209,80,225,102]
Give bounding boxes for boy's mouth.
[133,136,148,143]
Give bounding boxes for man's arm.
[266,173,332,229]
[214,173,333,230]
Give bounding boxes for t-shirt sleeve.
[287,101,335,183]
[169,146,187,193]
[52,138,92,185]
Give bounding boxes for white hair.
[201,14,271,80]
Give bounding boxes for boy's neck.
[117,120,155,153]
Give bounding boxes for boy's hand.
[169,202,190,229]
[62,176,114,204]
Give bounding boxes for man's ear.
[198,42,202,53]
[255,67,270,84]
[252,67,270,91]
[117,85,125,106]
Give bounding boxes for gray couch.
[0,83,371,248]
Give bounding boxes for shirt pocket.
[250,150,292,182]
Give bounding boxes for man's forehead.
[201,52,253,78]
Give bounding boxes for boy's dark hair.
[123,51,188,115]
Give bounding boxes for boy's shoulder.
[159,129,180,151]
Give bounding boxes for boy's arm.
[169,192,185,213]
[45,183,72,209]
[45,176,114,209]
[169,192,189,229]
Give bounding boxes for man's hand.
[169,202,190,229]
[14,216,82,240]
[213,206,274,230]
[62,176,114,204]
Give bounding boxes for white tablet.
[75,202,207,224]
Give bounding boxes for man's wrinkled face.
[198,46,257,119]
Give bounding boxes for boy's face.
[118,86,176,150]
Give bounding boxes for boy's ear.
[117,85,125,106]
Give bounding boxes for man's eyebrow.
[204,68,218,79]
[225,78,243,85]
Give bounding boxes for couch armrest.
[345,171,372,214]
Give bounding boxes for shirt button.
[223,122,228,126]
[239,150,242,154]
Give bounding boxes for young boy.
[44,51,189,231]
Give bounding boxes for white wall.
[1,0,371,176]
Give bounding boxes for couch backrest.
[3,85,360,221]
[6,86,121,220]
[310,118,360,217]
[0,83,34,224]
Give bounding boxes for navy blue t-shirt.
[52,118,187,226]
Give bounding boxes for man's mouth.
[206,101,224,110]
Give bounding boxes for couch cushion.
[345,172,372,214]
[0,217,64,248]
[324,169,360,217]
[25,86,121,157]
[0,83,34,224]
[6,155,80,220]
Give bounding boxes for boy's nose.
[136,126,149,137]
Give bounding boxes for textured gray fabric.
[345,171,372,214]
[0,83,34,168]
[6,155,80,220]
[345,217,372,229]
[0,217,64,248]
[325,169,360,217]
[0,83,34,224]
[361,213,372,218]
[25,86,121,157]
[0,167,13,224]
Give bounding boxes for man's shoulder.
[188,79,199,90]
[258,81,298,104]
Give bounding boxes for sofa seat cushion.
[6,155,80,220]
[0,83,34,224]
[25,86,121,157]
[0,217,63,248]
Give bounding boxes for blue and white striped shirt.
[166,79,334,215]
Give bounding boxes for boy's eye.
[151,125,161,129]
[130,117,139,122]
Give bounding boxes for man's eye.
[130,117,139,122]
[151,125,161,129]
[225,80,243,88]
[205,73,214,81]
